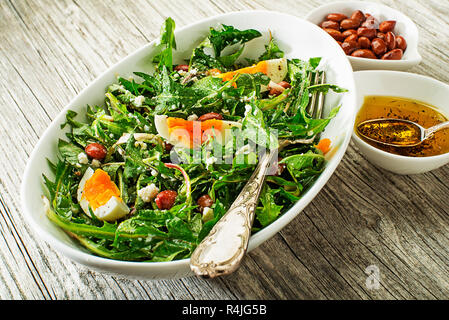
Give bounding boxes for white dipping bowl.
[305,1,422,71]
[21,10,356,279]
[352,70,449,175]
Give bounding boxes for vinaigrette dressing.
[355,96,449,157]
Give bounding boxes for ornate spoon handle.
[190,148,277,278]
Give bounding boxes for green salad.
[42,18,346,262]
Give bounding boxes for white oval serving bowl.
[352,70,449,175]
[21,10,356,279]
[305,1,422,71]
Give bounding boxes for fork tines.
[306,71,326,119]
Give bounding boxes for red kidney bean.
[275,157,287,176]
[344,34,358,43]
[376,32,386,41]
[155,190,177,210]
[381,49,403,60]
[371,38,387,56]
[341,41,358,55]
[326,13,347,22]
[350,10,366,24]
[164,142,173,152]
[379,20,396,33]
[269,87,283,96]
[85,143,107,160]
[269,81,291,95]
[358,36,371,49]
[174,64,189,72]
[278,81,291,89]
[357,27,377,39]
[342,29,357,38]
[351,49,377,59]
[385,31,396,50]
[340,18,360,30]
[362,16,379,29]
[323,28,345,41]
[197,194,214,212]
[321,20,340,30]
[396,36,407,51]
[198,112,223,121]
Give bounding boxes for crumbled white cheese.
[134,95,145,107]
[138,183,159,203]
[202,207,214,222]
[244,104,252,116]
[91,159,101,168]
[205,155,218,169]
[77,152,89,165]
[187,114,198,121]
[144,125,150,132]
[150,169,158,177]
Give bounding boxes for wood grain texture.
[0,0,448,300]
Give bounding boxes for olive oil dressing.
[355,96,449,157]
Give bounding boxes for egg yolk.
[167,117,223,147]
[82,169,121,210]
[216,60,268,82]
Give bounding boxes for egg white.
[77,167,129,221]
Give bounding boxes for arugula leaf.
[280,151,325,180]
[190,46,224,71]
[258,36,284,61]
[209,24,261,57]
[58,139,84,166]
[256,184,283,227]
[43,160,75,220]
[217,45,245,68]
[242,101,278,149]
[153,17,177,71]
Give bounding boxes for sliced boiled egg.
[77,168,130,221]
[155,115,241,149]
[215,58,287,86]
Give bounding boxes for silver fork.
[190,71,326,278]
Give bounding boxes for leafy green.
[153,17,177,71]
[258,35,284,61]
[208,24,261,57]
[256,185,283,227]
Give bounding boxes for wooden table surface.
[1,0,448,300]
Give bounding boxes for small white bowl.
[305,1,422,71]
[352,70,449,175]
[21,10,356,279]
